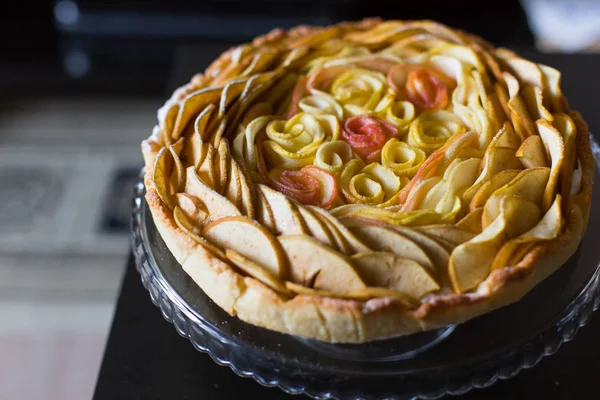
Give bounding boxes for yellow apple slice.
[449,196,542,293]
[279,235,366,293]
[283,282,418,308]
[214,139,230,194]
[469,169,520,211]
[224,159,242,211]
[255,188,276,233]
[554,113,577,199]
[308,205,371,254]
[204,216,287,279]
[386,225,450,273]
[491,195,563,270]
[350,225,434,272]
[352,252,440,298]
[175,193,208,227]
[185,167,241,220]
[197,143,217,187]
[482,167,549,228]
[167,143,186,193]
[153,147,175,210]
[516,135,549,169]
[236,162,255,218]
[173,206,225,258]
[172,87,223,139]
[417,225,476,247]
[297,206,337,248]
[455,207,483,234]
[258,185,307,235]
[225,249,292,296]
[537,119,565,212]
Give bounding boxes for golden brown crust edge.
[143,118,593,343]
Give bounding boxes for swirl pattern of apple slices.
[141,19,591,342]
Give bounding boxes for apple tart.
[142,19,594,343]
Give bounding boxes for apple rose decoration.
[373,91,416,133]
[269,165,339,209]
[407,110,466,154]
[330,68,387,115]
[387,64,455,112]
[341,115,398,163]
[298,90,344,120]
[263,112,340,169]
[314,140,355,174]
[340,159,406,206]
[381,138,426,177]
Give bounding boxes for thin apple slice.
[283,282,418,308]
[482,167,549,228]
[449,196,542,293]
[350,225,435,273]
[214,139,230,194]
[173,206,225,258]
[175,193,208,227]
[469,169,520,211]
[236,162,255,218]
[224,159,243,211]
[352,252,440,298]
[279,235,366,293]
[297,206,337,248]
[196,143,217,187]
[184,167,241,221]
[204,216,287,279]
[258,184,307,235]
[387,225,450,274]
[417,225,476,247]
[491,195,563,270]
[255,188,277,233]
[308,205,371,254]
[225,249,292,296]
[455,207,483,234]
[536,119,565,212]
[516,135,549,168]
[153,147,175,209]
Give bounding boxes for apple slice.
[279,235,366,293]
[449,195,542,293]
[225,249,292,296]
[258,184,307,235]
[516,135,548,169]
[185,167,241,220]
[153,147,175,209]
[214,139,231,194]
[173,206,225,258]
[417,225,476,247]
[491,195,562,270]
[469,169,520,211]
[455,207,483,234]
[537,119,565,212]
[308,205,371,254]
[351,225,434,272]
[175,193,208,227]
[196,143,217,188]
[482,167,549,228]
[352,252,440,298]
[236,162,255,218]
[255,188,277,233]
[203,216,287,279]
[296,206,337,248]
[388,225,450,274]
[284,281,419,308]
[301,165,339,209]
[224,159,242,211]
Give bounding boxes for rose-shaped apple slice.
[342,115,398,163]
[388,64,455,111]
[269,165,339,209]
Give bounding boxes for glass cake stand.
[131,135,600,399]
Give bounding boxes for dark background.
[1,0,533,97]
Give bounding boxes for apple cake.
[141,19,594,343]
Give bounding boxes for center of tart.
[250,62,460,210]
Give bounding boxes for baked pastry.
[141,19,594,343]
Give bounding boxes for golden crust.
[142,19,594,343]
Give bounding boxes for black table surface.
[94,51,600,400]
